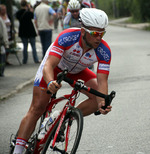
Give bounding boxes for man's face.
[70,10,79,19]
[81,27,106,49]
[1,6,6,15]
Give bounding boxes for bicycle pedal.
[56,135,65,142]
[10,140,16,147]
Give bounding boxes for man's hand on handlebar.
[99,106,112,115]
[98,100,112,115]
[47,80,62,94]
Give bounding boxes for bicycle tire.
[41,107,83,154]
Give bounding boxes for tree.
[131,0,150,22]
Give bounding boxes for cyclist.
[63,0,95,70]
[13,8,112,154]
[63,0,81,29]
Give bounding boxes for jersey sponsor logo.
[97,46,110,62]
[84,52,94,61]
[98,63,110,71]
[70,49,81,57]
[51,46,64,55]
[79,60,92,67]
[85,53,91,58]
[58,31,80,46]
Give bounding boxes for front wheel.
[41,107,83,154]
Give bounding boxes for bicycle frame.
[10,69,115,154]
[33,87,79,153]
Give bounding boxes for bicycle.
[9,68,116,154]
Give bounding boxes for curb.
[0,77,70,100]
[109,22,150,30]
[0,77,34,100]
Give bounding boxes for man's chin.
[93,43,100,49]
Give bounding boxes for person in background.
[63,0,81,29]
[81,0,91,8]
[56,2,64,29]
[0,16,9,76]
[62,0,69,17]
[16,0,40,64]
[0,4,13,65]
[51,0,61,32]
[34,0,56,58]
[33,0,41,9]
[90,0,96,8]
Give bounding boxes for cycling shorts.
[34,66,96,88]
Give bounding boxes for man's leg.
[21,37,28,64]
[29,37,39,63]
[13,86,51,153]
[44,30,52,57]
[77,78,98,116]
[39,30,52,58]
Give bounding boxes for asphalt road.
[0,25,150,154]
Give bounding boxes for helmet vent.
[95,19,99,25]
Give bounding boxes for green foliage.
[97,0,150,22]
[131,0,150,22]
[98,0,113,16]
[97,0,131,18]
[115,0,131,17]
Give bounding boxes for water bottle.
[38,110,60,140]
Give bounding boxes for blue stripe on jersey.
[95,42,111,62]
[58,31,81,47]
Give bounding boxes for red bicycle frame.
[33,87,79,154]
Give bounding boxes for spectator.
[51,0,61,32]
[34,0,56,58]
[0,17,9,76]
[33,0,41,9]
[16,0,40,64]
[63,0,81,29]
[90,0,96,8]
[57,3,64,29]
[0,4,14,65]
[81,0,91,8]
[62,0,69,17]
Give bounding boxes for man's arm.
[63,13,71,29]
[0,18,9,48]
[43,55,61,94]
[96,73,112,114]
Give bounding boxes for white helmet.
[80,8,108,28]
[68,0,81,10]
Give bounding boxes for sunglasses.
[82,27,106,38]
[70,10,79,13]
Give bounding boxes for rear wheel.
[41,107,83,154]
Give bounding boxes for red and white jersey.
[34,28,111,86]
[50,28,111,74]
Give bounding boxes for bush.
[98,0,150,22]
[98,0,131,18]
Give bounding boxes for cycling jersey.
[34,28,111,88]
[63,12,81,29]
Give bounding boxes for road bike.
[9,69,116,154]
